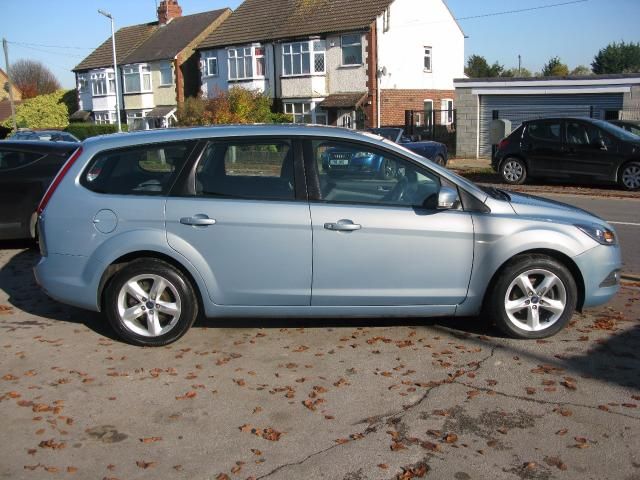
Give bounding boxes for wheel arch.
[481,248,586,313]
[98,250,205,314]
[616,158,640,185]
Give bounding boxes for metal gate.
[479,93,625,157]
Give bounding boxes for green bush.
[65,123,128,140]
[2,90,72,129]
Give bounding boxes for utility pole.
[2,38,18,132]
[518,55,522,76]
[98,10,122,132]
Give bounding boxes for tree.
[464,55,504,78]
[592,41,640,74]
[570,65,592,76]
[1,90,70,129]
[9,59,61,99]
[542,57,569,77]
[501,67,533,78]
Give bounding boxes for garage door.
[479,93,624,157]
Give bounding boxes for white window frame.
[341,34,363,66]
[424,46,432,73]
[284,102,312,124]
[227,45,265,81]
[441,99,454,125]
[159,61,174,86]
[94,111,113,125]
[203,54,218,77]
[90,71,113,97]
[123,64,153,94]
[282,40,326,77]
[77,74,88,94]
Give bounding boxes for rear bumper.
[34,253,100,312]
[574,243,622,309]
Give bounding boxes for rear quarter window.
[0,150,45,170]
[81,141,195,195]
[527,122,561,142]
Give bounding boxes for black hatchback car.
[493,117,640,190]
[0,140,78,240]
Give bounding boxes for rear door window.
[195,140,295,200]
[81,141,195,195]
[527,121,562,143]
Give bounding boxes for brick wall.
[380,89,455,126]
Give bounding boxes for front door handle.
[324,219,362,232]
[180,214,216,227]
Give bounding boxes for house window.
[282,40,325,76]
[91,72,109,96]
[441,99,453,125]
[228,46,266,81]
[77,74,88,94]
[315,110,328,125]
[204,55,218,76]
[341,34,362,66]
[423,99,433,128]
[159,62,173,86]
[424,47,432,72]
[123,65,152,93]
[284,103,312,124]
[94,112,112,125]
[383,8,391,32]
[127,111,147,131]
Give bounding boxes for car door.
[304,138,474,307]
[165,138,312,306]
[522,120,566,176]
[564,120,620,178]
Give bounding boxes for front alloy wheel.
[489,254,577,339]
[620,162,640,191]
[501,158,527,185]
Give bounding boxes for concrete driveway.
[1,246,639,480]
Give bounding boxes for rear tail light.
[37,147,83,215]
[498,138,509,150]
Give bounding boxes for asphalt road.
[539,193,640,276]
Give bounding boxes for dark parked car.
[368,128,448,166]
[8,129,80,143]
[0,141,78,240]
[609,119,640,137]
[493,117,640,190]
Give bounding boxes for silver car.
[34,125,621,346]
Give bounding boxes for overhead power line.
[455,0,589,22]
[7,41,95,50]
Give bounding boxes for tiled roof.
[318,92,368,108]
[198,0,394,49]
[73,23,158,72]
[122,9,230,64]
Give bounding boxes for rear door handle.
[324,219,362,232]
[180,214,216,227]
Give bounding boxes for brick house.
[73,0,230,129]
[196,0,464,129]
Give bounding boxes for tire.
[500,157,527,185]
[104,259,198,346]
[434,154,445,167]
[488,254,577,339]
[619,161,640,191]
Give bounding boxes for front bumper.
[573,243,622,309]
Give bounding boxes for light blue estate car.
[34,125,622,346]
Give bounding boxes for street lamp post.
[98,9,122,132]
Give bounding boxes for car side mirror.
[592,138,607,150]
[437,186,460,210]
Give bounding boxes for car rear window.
[0,150,44,170]
[81,141,195,195]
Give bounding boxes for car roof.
[1,140,80,152]
[523,117,598,124]
[82,124,388,150]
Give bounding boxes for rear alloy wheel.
[501,158,527,185]
[105,259,198,346]
[489,255,577,339]
[620,161,640,191]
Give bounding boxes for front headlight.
[575,224,617,245]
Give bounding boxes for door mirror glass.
[437,186,460,210]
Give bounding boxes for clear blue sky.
[1,0,638,89]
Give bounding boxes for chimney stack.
[158,0,182,25]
